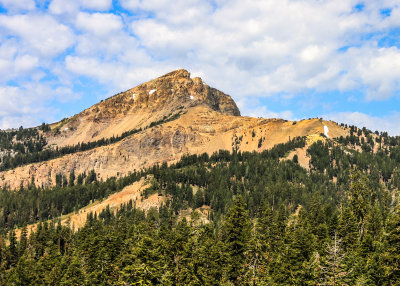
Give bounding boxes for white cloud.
[236,97,294,120]
[76,12,123,37]
[65,56,115,83]
[0,84,58,128]
[300,45,329,63]
[0,0,35,11]
[54,86,80,103]
[324,111,400,135]
[80,0,112,11]
[49,0,112,15]
[65,56,169,90]
[0,39,41,82]
[121,0,212,24]
[1,0,400,130]
[247,106,294,121]
[49,0,79,15]
[123,0,400,101]
[14,54,39,72]
[351,46,400,100]
[119,0,141,10]
[0,14,75,57]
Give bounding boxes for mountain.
[46,69,240,148]
[0,69,347,189]
[1,70,400,285]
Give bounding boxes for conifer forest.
[0,127,400,285]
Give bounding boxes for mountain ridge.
[0,70,348,189]
[45,69,240,148]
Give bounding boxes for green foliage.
[222,195,251,283]
[258,137,263,148]
[39,123,51,132]
[1,134,400,284]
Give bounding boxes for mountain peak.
[158,68,191,79]
[125,68,240,116]
[46,69,240,148]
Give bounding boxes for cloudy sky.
[0,0,400,134]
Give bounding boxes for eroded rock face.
[0,105,348,190]
[0,70,349,190]
[45,69,240,148]
[123,69,240,116]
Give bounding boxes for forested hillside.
[0,127,400,285]
[0,125,48,168]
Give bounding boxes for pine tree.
[337,207,358,251]
[222,195,251,283]
[69,170,75,187]
[0,236,6,278]
[384,210,400,284]
[119,232,166,285]
[320,233,350,285]
[8,229,18,267]
[348,170,371,241]
[18,226,28,257]
[60,256,86,285]
[190,224,225,284]
[244,221,270,284]
[274,224,314,285]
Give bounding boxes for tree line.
[0,111,183,172]
[0,133,399,284]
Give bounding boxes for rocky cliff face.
[0,69,349,189]
[45,69,240,147]
[0,106,347,189]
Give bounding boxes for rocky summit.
[0,70,347,190]
[2,69,398,286]
[45,69,240,148]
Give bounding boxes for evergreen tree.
[69,170,75,187]
[60,256,86,285]
[8,230,18,267]
[320,233,350,285]
[348,170,371,241]
[384,210,400,284]
[222,195,251,283]
[18,226,28,258]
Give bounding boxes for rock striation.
[0,70,348,189]
[45,69,239,147]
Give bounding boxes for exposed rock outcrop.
[46,69,240,147]
[0,69,349,189]
[0,106,347,189]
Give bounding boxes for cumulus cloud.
[0,84,58,128]
[65,55,174,91]
[125,0,400,100]
[0,14,75,57]
[350,46,400,100]
[121,0,212,24]
[0,0,35,11]
[80,0,111,11]
[48,0,78,15]
[76,12,123,37]
[246,106,294,121]
[49,0,112,15]
[14,54,39,72]
[1,0,400,132]
[0,40,42,82]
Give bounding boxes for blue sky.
[0,0,400,134]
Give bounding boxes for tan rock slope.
[46,69,240,148]
[0,70,348,189]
